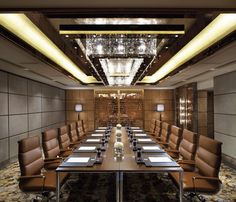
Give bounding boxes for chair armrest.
[19,174,45,180]
[193,176,222,183]
[44,160,61,165]
[177,159,195,165]
[60,148,72,152]
[44,157,63,161]
[166,149,179,154]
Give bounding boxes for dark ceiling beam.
[144,14,212,78]
[26,13,92,77]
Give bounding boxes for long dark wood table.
[56,128,183,202]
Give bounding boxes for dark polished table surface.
[56,127,183,202]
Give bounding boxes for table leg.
[56,172,60,202]
[120,172,123,202]
[179,170,183,202]
[116,172,120,202]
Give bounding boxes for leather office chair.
[58,125,79,150]
[164,125,182,157]
[68,122,82,143]
[76,120,86,139]
[147,119,156,134]
[18,136,67,200]
[42,128,71,161]
[156,122,170,145]
[167,129,198,171]
[170,135,222,201]
[82,120,92,135]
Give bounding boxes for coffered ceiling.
[0,1,236,88]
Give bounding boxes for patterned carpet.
[0,161,235,202]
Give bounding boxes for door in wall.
[94,89,143,128]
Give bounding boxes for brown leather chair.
[82,120,92,135]
[42,128,71,160]
[18,136,67,199]
[76,120,86,139]
[156,122,170,144]
[165,125,182,157]
[170,135,222,200]
[147,119,156,134]
[68,122,82,143]
[58,125,79,150]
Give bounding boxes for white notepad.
[142,146,160,150]
[95,130,105,132]
[135,133,147,137]
[131,127,140,129]
[138,138,152,142]
[98,127,106,129]
[133,130,143,132]
[86,139,100,142]
[78,146,96,151]
[67,157,90,163]
[91,134,103,137]
[148,157,172,163]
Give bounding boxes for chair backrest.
[168,125,182,150]
[18,136,44,176]
[82,120,89,134]
[160,122,170,142]
[150,119,156,133]
[68,122,79,142]
[42,128,60,158]
[58,125,71,149]
[179,129,198,161]
[195,135,222,177]
[155,120,162,137]
[77,120,85,137]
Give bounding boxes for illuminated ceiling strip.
[0,14,97,84]
[141,13,236,83]
[60,30,185,35]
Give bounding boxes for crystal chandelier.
[86,35,157,57]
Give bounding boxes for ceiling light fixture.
[0,14,97,84]
[59,24,185,35]
[141,13,236,83]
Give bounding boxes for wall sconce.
[75,104,83,120]
[156,103,165,121]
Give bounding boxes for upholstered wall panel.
[0,70,66,165]
[214,70,236,161]
[66,90,95,131]
[143,89,175,131]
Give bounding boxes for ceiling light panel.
[141,13,236,84]
[0,14,97,84]
[100,58,143,86]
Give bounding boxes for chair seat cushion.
[19,171,68,192]
[169,171,220,193]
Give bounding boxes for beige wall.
[214,71,236,163]
[66,90,95,131]
[0,71,65,165]
[144,89,175,130]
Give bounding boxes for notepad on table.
[67,157,90,163]
[148,157,172,163]
[142,146,160,150]
[86,139,100,142]
[131,127,140,129]
[135,133,147,137]
[95,130,105,132]
[133,129,143,132]
[98,127,106,129]
[91,134,103,137]
[138,138,152,142]
[78,146,96,151]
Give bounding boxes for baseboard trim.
[222,153,236,169]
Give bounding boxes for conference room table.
[56,127,183,202]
